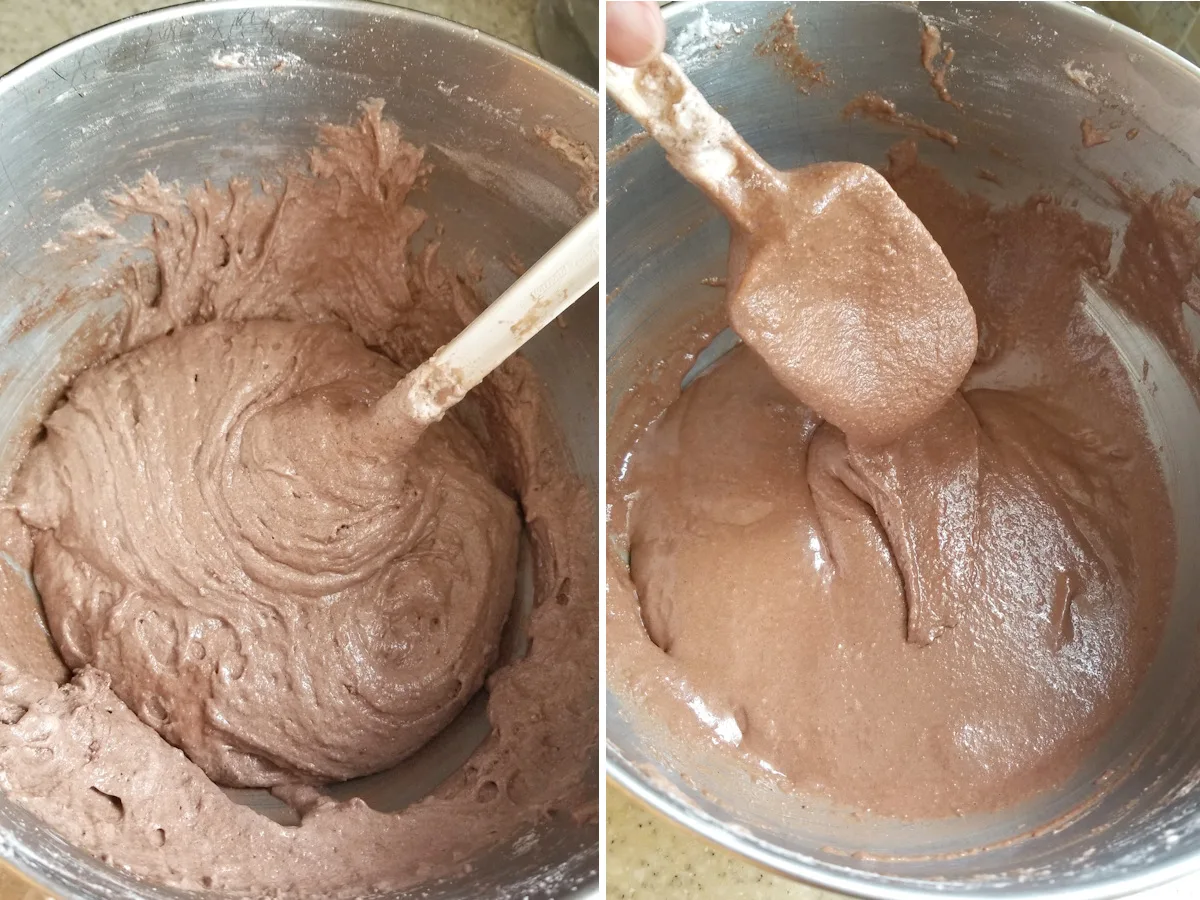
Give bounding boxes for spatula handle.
[606,54,781,229]
[376,207,600,434]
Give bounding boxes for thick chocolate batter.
[608,143,1175,819]
[13,319,519,787]
[0,103,596,895]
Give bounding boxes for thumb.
[606,1,666,67]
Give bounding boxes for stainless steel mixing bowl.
[607,2,1200,898]
[0,2,597,897]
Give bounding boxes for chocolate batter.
[607,53,977,446]
[920,21,962,109]
[726,160,977,446]
[608,142,1175,819]
[13,318,519,787]
[0,103,596,895]
[842,91,961,148]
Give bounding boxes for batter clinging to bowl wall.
[607,6,1177,821]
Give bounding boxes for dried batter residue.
[919,21,963,109]
[1064,60,1099,92]
[755,8,828,93]
[607,131,653,165]
[1081,117,1111,148]
[843,92,959,148]
[670,6,746,66]
[535,125,599,208]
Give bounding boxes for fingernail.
[631,1,666,66]
[608,1,666,68]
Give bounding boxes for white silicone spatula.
[372,206,599,450]
[605,58,780,231]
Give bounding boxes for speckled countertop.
[607,783,1200,900]
[608,785,831,900]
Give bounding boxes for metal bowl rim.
[0,0,599,103]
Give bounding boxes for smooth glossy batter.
[0,102,597,896]
[608,142,1176,819]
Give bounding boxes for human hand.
[606,0,666,67]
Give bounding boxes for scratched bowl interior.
[608,1,1200,897]
[0,2,598,898]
